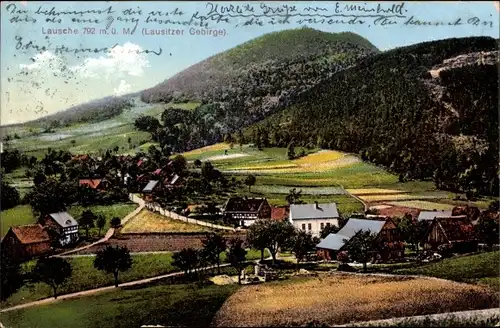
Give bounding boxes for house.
[222,197,271,226]
[1,224,51,259]
[142,180,162,202]
[40,212,79,246]
[422,215,477,253]
[417,210,453,221]
[163,174,183,189]
[289,202,340,237]
[79,178,110,190]
[316,217,404,262]
[271,206,289,221]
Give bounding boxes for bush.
[437,244,453,258]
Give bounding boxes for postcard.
[0,1,499,327]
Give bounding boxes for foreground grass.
[394,251,500,288]
[2,249,266,308]
[121,209,212,233]
[0,282,239,328]
[0,205,37,237]
[212,274,498,327]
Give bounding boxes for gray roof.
[143,180,159,192]
[316,233,350,251]
[337,218,386,238]
[48,212,78,227]
[417,210,453,221]
[316,218,386,251]
[290,203,339,220]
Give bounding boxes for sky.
[1,1,499,125]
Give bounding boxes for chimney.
[315,201,320,209]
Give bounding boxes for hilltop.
[140,28,378,125]
[247,36,499,196]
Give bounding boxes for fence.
[128,194,236,232]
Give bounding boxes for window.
[326,222,331,227]
[308,223,312,231]
[320,223,325,230]
[302,224,306,230]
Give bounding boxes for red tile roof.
[79,179,102,189]
[11,224,50,244]
[271,206,289,221]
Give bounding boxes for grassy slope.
[2,249,266,308]
[395,251,500,289]
[3,101,200,159]
[182,144,491,213]
[0,283,239,328]
[1,205,37,237]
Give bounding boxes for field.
[182,144,494,216]
[2,248,266,308]
[3,99,200,159]
[212,274,499,327]
[395,251,500,289]
[0,283,239,328]
[386,200,456,211]
[121,209,212,233]
[0,205,37,237]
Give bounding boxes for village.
[2,147,498,293]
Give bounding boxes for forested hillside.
[247,36,499,196]
[140,28,378,126]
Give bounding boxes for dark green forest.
[246,36,498,196]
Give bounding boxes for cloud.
[19,51,65,72]
[70,42,149,79]
[113,80,132,96]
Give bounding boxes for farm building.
[222,197,271,226]
[422,216,477,253]
[40,212,79,246]
[316,217,404,262]
[271,206,289,221]
[142,180,162,202]
[289,202,340,237]
[1,224,51,259]
[163,174,183,189]
[417,210,453,221]
[79,178,110,190]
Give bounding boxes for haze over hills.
[249,36,499,196]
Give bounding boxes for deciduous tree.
[226,238,247,284]
[201,233,227,274]
[94,245,132,287]
[32,257,72,299]
[343,229,378,272]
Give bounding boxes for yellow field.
[358,192,448,202]
[181,143,230,157]
[387,200,456,210]
[121,209,211,233]
[293,150,345,165]
[228,156,360,174]
[212,274,498,327]
[347,188,408,195]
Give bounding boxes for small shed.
[423,216,477,252]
